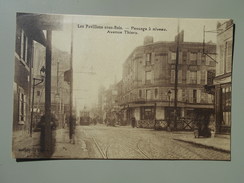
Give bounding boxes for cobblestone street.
[63,125,230,160]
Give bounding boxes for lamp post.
[30,67,45,137]
[166,89,172,131]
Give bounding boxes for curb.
[173,138,231,153]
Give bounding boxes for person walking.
[131,116,136,128]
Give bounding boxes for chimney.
[144,36,154,45]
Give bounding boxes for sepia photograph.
[12,13,234,160]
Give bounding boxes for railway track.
[91,133,151,159]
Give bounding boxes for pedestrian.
[131,116,136,128]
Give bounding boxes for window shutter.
[197,71,201,84]
[186,71,190,84]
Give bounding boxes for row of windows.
[218,40,232,75]
[120,88,213,104]
[144,52,214,66]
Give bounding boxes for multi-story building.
[103,84,119,118]
[214,20,234,134]
[13,13,63,133]
[118,34,216,130]
[13,14,46,132]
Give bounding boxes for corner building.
[214,20,234,134]
[118,35,216,130]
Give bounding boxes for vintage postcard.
[12,13,234,160]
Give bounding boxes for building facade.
[13,14,46,132]
[118,35,216,130]
[213,20,234,134]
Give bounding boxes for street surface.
[70,125,230,160]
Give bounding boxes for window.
[37,90,41,96]
[188,89,193,103]
[18,91,26,122]
[197,89,201,103]
[201,70,206,84]
[154,88,158,99]
[146,89,152,100]
[193,89,197,103]
[219,45,225,74]
[139,89,142,98]
[20,29,28,63]
[146,53,151,65]
[171,52,176,61]
[189,71,197,84]
[145,71,152,83]
[197,71,201,84]
[190,52,197,61]
[226,41,232,73]
[178,89,182,101]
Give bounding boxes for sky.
[51,14,228,112]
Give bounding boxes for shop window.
[141,107,155,120]
[222,86,231,126]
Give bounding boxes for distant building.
[117,34,216,130]
[214,20,234,134]
[32,43,71,128]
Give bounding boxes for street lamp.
[166,89,172,131]
[30,67,45,137]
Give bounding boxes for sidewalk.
[52,128,89,159]
[12,127,89,159]
[172,131,231,153]
[12,130,41,159]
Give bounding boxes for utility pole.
[44,30,52,155]
[174,19,180,130]
[69,18,74,143]
[56,61,59,122]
